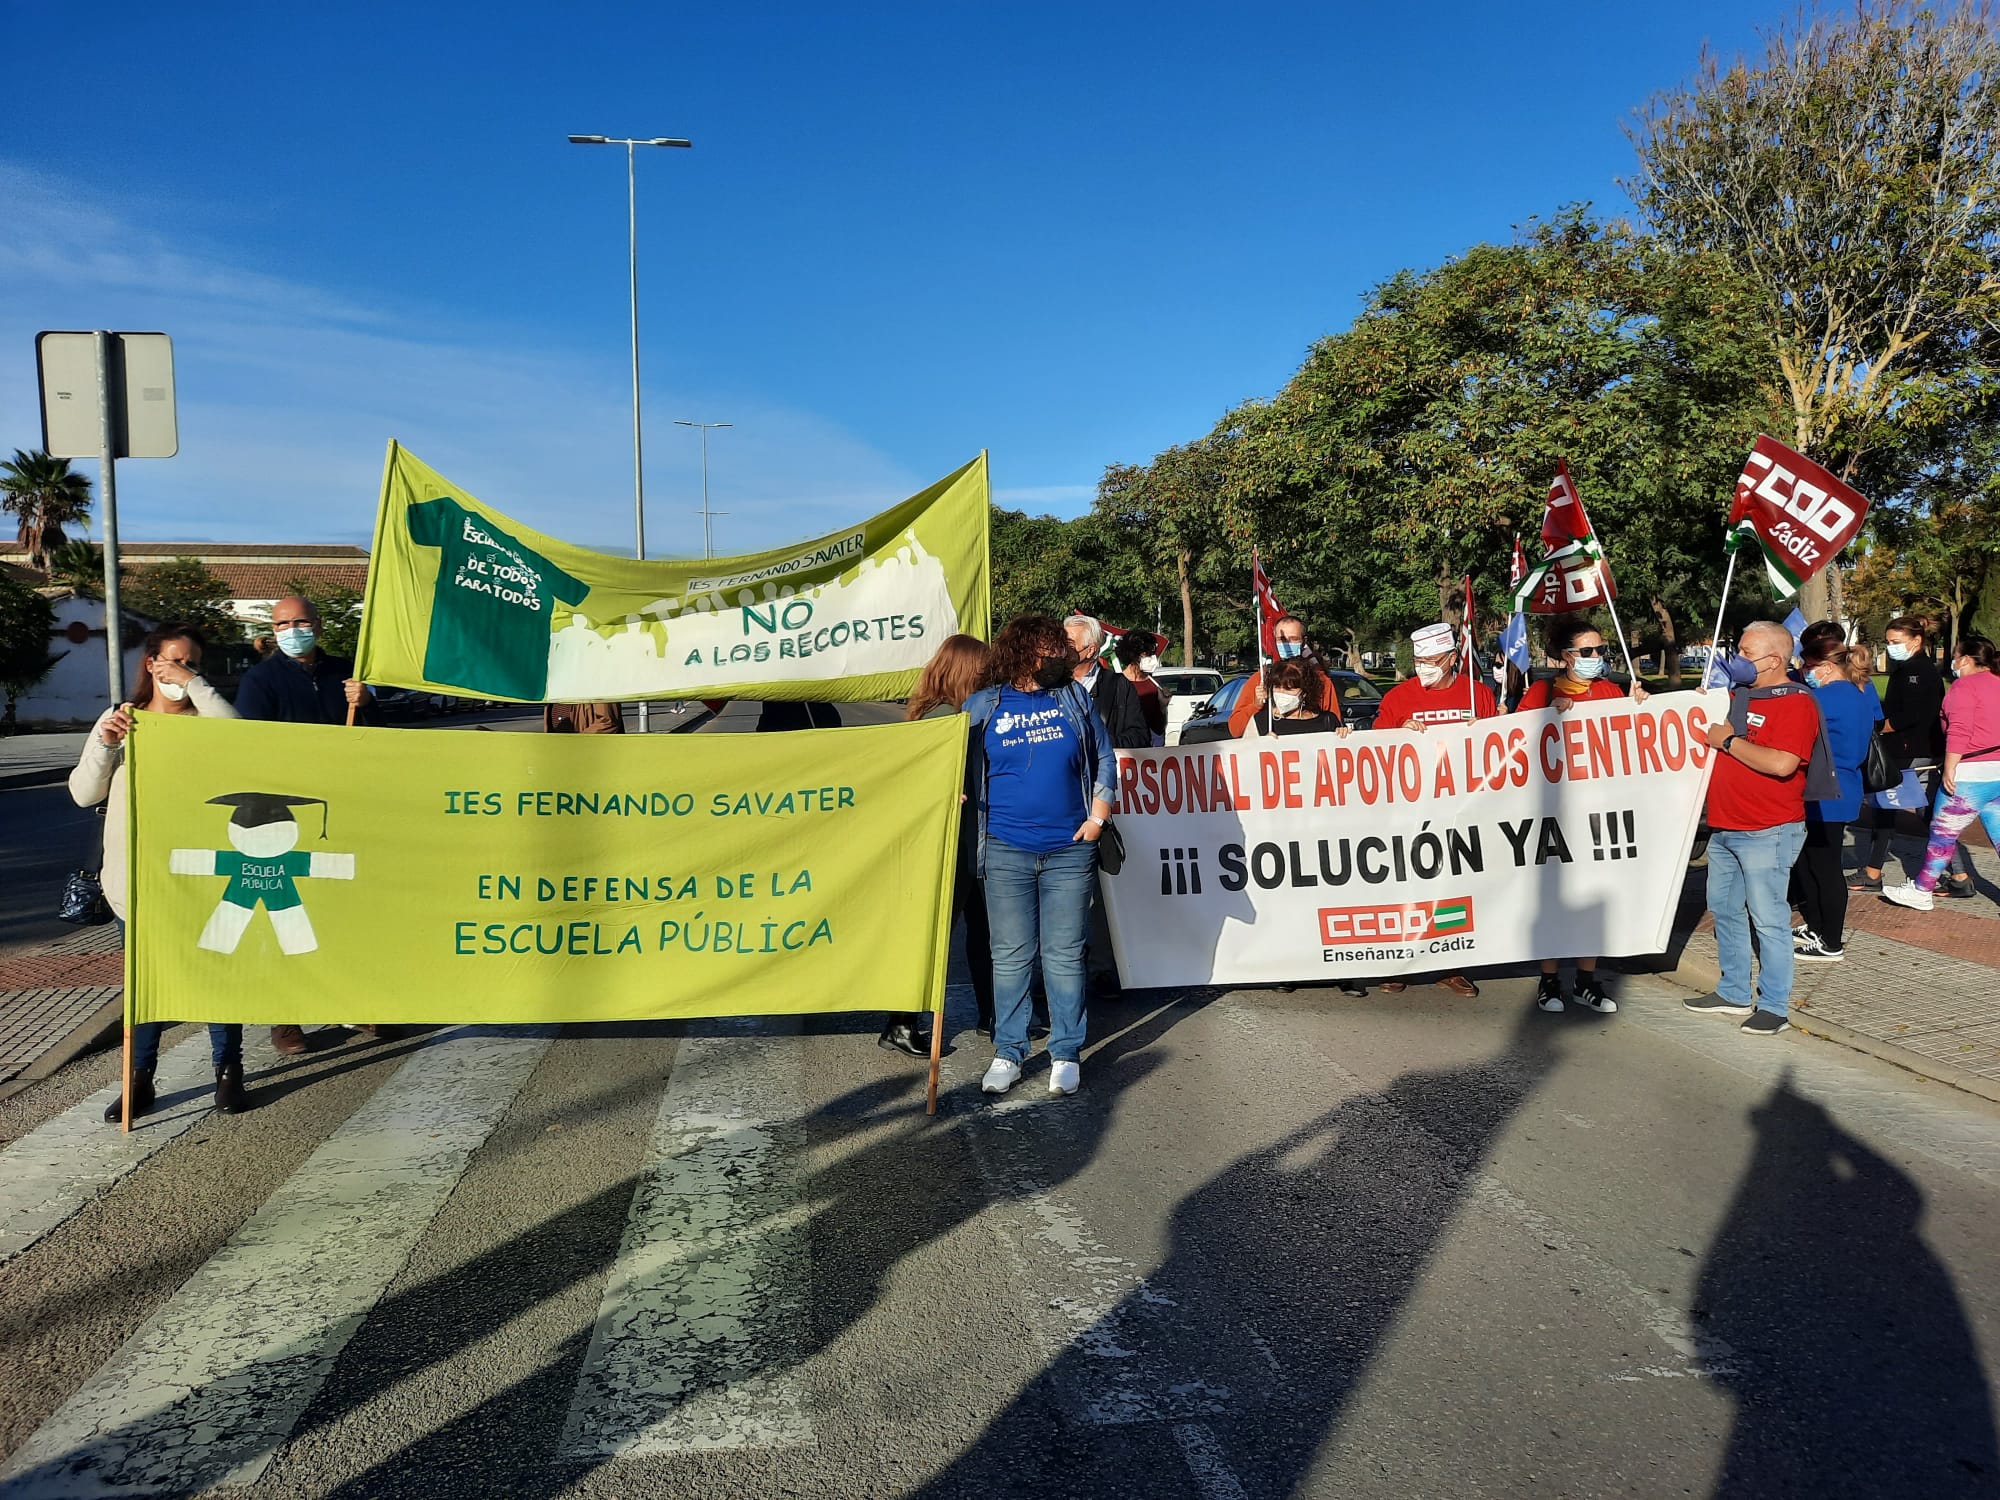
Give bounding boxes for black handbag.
[1862,734,1898,795]
[57,869,112,926]
[1095,822,1127,875]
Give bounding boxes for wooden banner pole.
[120,1024,133,1134]
[925,997,944,1115]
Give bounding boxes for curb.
[1655,944,2000,1106]
[0,996,123,1105]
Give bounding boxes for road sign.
[36,331,178,459]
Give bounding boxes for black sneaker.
[1683,991,1754,1017]
[1848,870,1883,892]
[1335,980,1367,997]
[1794,930,1845,963]
[1740,1009,1791,1036]
[1942,876,1978,900]
[1535,975,1565,1013]
[1572,975,1618,1014]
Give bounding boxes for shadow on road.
[1694,1074,1998,1499]
[902,1006,1565,1499]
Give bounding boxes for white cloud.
[0,161,925,556]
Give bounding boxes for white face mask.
[157,680,188,702]
[1414,661,1446,688]
[1271,691,1303,717]
[1571,655,1606,680]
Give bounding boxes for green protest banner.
[355,442,991,703]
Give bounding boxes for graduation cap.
[206,792,331,840]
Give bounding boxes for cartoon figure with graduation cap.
[169,792,356,955]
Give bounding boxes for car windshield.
[1159,672,1222,697]
[1333,675,1382,703]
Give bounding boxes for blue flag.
[1500,611,1530,673]
[1783,606,1808,658]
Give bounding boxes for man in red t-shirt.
[1685,620,1822,1038]
[1375,622,1495,998]
[1374,621,1498,731]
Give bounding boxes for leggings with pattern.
[1917,778,2000,892]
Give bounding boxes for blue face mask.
[1571,655,1606,681]
[1887,642,1914,663]
[275,626,318,658]
[1719,651,1762,687]
[1275,639,1303,660]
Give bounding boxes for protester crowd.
[72,591,1994,1118]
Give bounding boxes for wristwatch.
[1088,815,1107,827]
[1720,734,1738,756]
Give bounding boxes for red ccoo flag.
[1725,435,1872,600]
[1251,549,1288,664]
[1516,459,1615,614]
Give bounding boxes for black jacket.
[1087,666,1151,750]
[1881,652,1945,767]
[235,652,379,726]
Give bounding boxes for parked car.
[1179,670,1384,744]
[1148,666,1226,745]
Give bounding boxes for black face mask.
[1033,656,1076,689]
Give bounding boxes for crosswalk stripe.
[0,1027,551,1500]
[558,1021,813,1458]
[0,1029,282,1268]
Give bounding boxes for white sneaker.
[1882,882,1935,912]
[981,1057,1022,1094]
[1049,1059,1080,1095]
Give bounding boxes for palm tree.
[0,450,92,573]
[45,538,105,598]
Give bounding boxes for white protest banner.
[1100,691,1718,987]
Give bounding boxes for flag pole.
[1463,574,1477,722]
[1703,550,1741,687]
[1598,561,1639,681]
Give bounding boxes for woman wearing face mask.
[69,624,249,1122]
[962,615,1118,1097]
[1263,657,1352,738]
[1516,615,1648,715]
[1787,622,1883,959]
[1113,631,1167,746]
[1854,616,1973,896]
[1515,617,1640,1013]
[1883,635,2000,911]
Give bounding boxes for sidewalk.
[0,923,124,1100]
[1666,833,2000,1104]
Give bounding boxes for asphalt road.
[3,961,2000,1498]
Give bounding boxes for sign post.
[36,330,178,712]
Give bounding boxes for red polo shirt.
[1706,693,1820,831]
[1375,675,1498,729]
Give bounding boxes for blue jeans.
[984,837,1097,1064]
[132,1021,242,1073]
[1708,823,1808,1016]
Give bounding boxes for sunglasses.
[1569,645,1607,658]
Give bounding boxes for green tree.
[0,450,92,573]
[1628,0,2000,620]
[0,573,57,725]
[1095,438,1241,667]
[122,557,238,640]
[1218,213,1778,683]
[282,576,366,659]
[45,539,104,599]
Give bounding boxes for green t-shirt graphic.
[213,851,312,911]
[406,497,590,700]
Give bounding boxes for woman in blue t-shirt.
[962,616,1118,1099]
[1792,622,1883,962]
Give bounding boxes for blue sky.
[1,1,1777,557]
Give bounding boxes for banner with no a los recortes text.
[126,713,964,1026]
[355,443,992,705]
[1100,692,1718,986]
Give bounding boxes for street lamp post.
[674,420,732,559]
[567,132,691,731]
